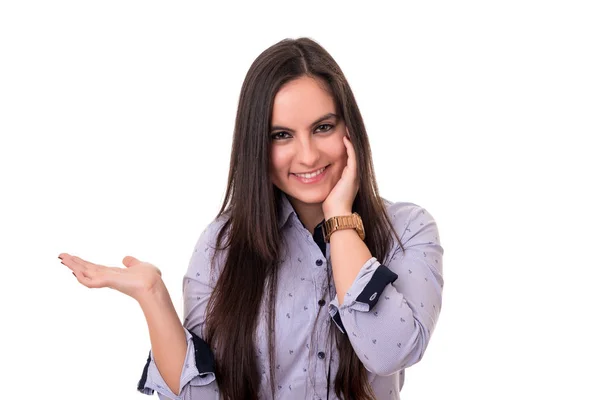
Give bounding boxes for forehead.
[271,76,335,125]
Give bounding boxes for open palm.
[58,253,163,302]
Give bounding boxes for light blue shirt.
[137,192,444,399]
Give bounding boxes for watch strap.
[323,212,365,242]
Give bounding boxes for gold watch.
[322,212,365,243]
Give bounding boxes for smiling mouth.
[292,165,329,179]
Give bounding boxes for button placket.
[292,220,327,270]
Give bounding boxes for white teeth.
[294,166,326,179]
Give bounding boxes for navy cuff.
[190,330,216,375]
[136,331,215,394]
[137,350,152,393]
[355,264,398,311]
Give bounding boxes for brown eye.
[271,132,291,140]
[315,124,334,133]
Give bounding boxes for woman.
[59,37,444,400]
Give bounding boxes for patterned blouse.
[137,191,444,399]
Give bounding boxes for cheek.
[325,138,348,179]
[328,137,347,162]
[270,148,291,177]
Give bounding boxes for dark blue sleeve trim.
[331,310,346,335]
[355,264,398,311]
[136,331,215,394]
[190,330,216,375]
[137,350,152,393]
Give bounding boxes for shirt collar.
[277,190,296,228]
[277,191,326,233]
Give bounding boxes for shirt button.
[318,299,326,307]
[315,259,323,266]
[317,351,325,360]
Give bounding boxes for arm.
[328,204,444,376]
[137,281,187,396]
[328,225,373,304]
[137,220,225,399]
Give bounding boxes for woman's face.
[269,76,347,207]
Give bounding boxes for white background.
[1,1,598,399]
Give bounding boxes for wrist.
[136,278,169,310]
[323,209,352,221]
[328,227,359,241]
[323,211,365,243]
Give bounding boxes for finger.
[58,254,87,274]
[122,255,142,268]
[69,255,100,274]
[69,255,111,283]
[343,135,357,176]
[70,255,98,267]
[71,268,90,286]
[59,254,112,289]
[72,268,107,289]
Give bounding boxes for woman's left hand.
[322,127,359,219]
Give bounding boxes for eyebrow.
[270,112,338,133]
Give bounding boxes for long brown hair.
[204,37,404,400]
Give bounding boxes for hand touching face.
[321,127,359,219]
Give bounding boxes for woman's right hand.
[58,253,164,302]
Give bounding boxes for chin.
[291,193,327,205]
[283,187,329,205]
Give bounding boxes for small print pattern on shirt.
[138,192,444,400]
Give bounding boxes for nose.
[296,135,320,167]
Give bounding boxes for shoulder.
[189,212,231,285]
[194,212,231,251]
[381,197,441,249]
[382,197,424,222]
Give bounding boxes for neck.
[288,196,325,235]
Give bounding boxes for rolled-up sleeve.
[137,329,216,398]
[329,204,444,376]
[137,219,226,398]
